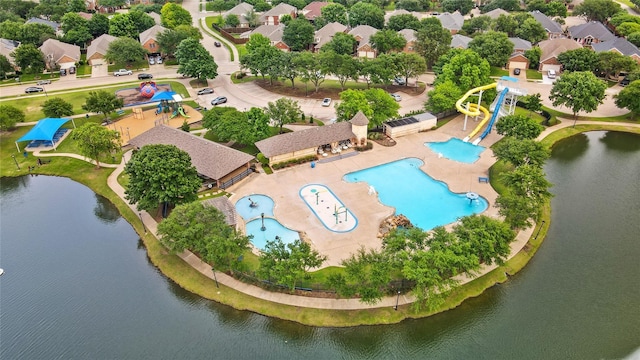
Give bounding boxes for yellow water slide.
[455,82,497,142]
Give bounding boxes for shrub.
[354,141,373,151]
[271,155,317,169]
[256,152,269,165]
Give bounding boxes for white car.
[321,98,332,107]
[113,69,132,76]
[390,93,402,102]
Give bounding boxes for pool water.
[344,158,488,230]
[245,218,300,250]
[235,194,298,250]
[426,138,485,163]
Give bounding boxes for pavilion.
[15,117,76,152]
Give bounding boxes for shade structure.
[150,91,176,102]
[15,117,75,151]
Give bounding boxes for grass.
[542,105,636,122]
[0,72,60,85]
[202,16,235,62]
[525,69,542,80]
[490,67,509,77]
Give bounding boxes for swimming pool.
[235,194,299,250]
[235,194,275,221]
[426,138,485,163]
[299,184,357,233]
[344,158,488,230]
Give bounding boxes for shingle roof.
[436,11,464,31]
[77,12,93,20]
[569,21,615,42]
[86,34,117,59]
[303,1,329,20]
[139,24,167,45]
[0,38,19,65]
[26,17,60,32]
[39,38,80,63]
[384,9,410,23]
[128,125,255,181]
[530,10,563,34]
[202,197,237,226]
[149,12,161,25]
[261,2,296,20]
[350,111,369,126]
[451,34,472,49]
[398,29,417,42]
[241,24,285,42]
[538,38,582,63]
[314,22,348,49]
[484,8,510,19]
[255,122,355,158]
[224,2,254,24]
[509,37,532,51]
[348,25,378,46]
[592,37,640,56]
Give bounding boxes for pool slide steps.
[472,87,509,146]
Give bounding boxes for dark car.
[620,76,631,86]
[513,68,521,76]
[138,73,153,80]
[214,41,221,47]
[60,68,67,76]
[25,86,44,93]
[69,66,76,74]
[197,87,214,95]
[211,96,227,105]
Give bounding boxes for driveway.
[91,59,108,78]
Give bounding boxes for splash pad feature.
[299,184,357,233]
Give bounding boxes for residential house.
[149,12,161,25]
[139,24,166,55]
[568,21,615,47]
[223,2,255,28]
[483,8,510,19]
[507,37,533,72]
[0,38,20,69]
[398,29,417,53]
[39,38,80,70]
[436,11,464,34]
[530,10,564,39]
[509,37,532,54]
[313,22,348,52]
[592,37,640,64]
[348,25,379,58]
[537,38,582,73]
[77,12,93,20]
[86,34,117,66]
[128,125,255,190]
[26,17,61,36]
[384,9,410,24]
[302,1,329,22]
[261,3,297,26]
[241,25,290,51]
[451,34,472,49]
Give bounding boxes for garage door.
[509,61,527,70]
[541,64,561,73]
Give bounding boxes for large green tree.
[319,3,348,25]
[70,122,121,168]
[453,215,515,265]
[82,90,124,120]
[387,14,422,31]
[319,50,359,90]
[0,104,24,131]
[160,2,193,29]
[493,137,550,168]
[11,43,45,74]
[514,17,548,44]
[258,238,327,292]
[175,38,218,81]
[442,0,474,14]
[468,31,514,67]
[206,107,270,145]
[124,144,201,214]
[597,51,637,80]
[415,18,452,69]
[265,98,302,133]
[335,88,399,127]
[393,52,427,86]
[282,18,315,51]
[495,114,544,140]
[370,29,407,54]
[105,37,147,66]
[557,48,600,72]
[321,32,356,55]
[348,2,385,28]
[108,12,138,38]
[573,0,621,23]
[549,71,607,120]
[157,201,251,273]
[0,54,12,80]
[328,247,393,304]
[156,26,202,57]
[88,13,110,38]
[426,80,462,113]
[19,23,55,46]
[41,97,74,118]
[436,49,492,93]
[614,80,640,118]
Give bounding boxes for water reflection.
[93,193,121,223]
[551,133,589,161]
[599,131,640,152]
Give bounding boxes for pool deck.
[228,115,503,267]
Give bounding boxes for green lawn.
[490,67,509,77]
[526,69,542,80]
[0,72,60,85]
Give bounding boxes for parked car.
[69,66,76,74]
[390,93,402,102]
[513,68,521,76]
[138,73,153,80]
[60,68,67,76]
[321,98,332,107]
[156,56,163,64]
[393,77,406,85]
[547,69,556,79]
[620,76,631,86]
[211,96,227,105]
[36,80,51,85]
[197,88,214,95]
[149,57,155,65]
[214,41,221,47]
[25,86,44,93]
[113,69,132,76]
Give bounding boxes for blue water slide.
[474,88,509,145]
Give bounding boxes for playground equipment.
[456,77,526,145]
[139,82,157,98]
[133,107,143,120]
[334,205,349,224]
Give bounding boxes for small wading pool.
[426,138,485,164]
[235,195,275,220]
[235,194,298,250]
[344,158,488,230]
[299,184,357,233]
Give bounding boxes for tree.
[245,33,271,53]
[157,201,251,273]
[108,13,138,38]
[549,71,607,120]
[483,0,520,11]
[414,18,452,69]
[598,51,637,80]
[295,51,324,94]
[426,80,462,113]
[616,22,640,36]
[557,48,599,72]
[0,21,22,41]
[0,104,24,131]
[370,29,407,54]
[515,17,548,44]
[495,193,541,229]
[437,49,492,93]
[573,0,621,23]
[545,1,568,17]
[128,10,156,33]
[61,13,88,35]
[282,18,315,52]
[319,51,359,90]
[41,97,74,118]
[105,37,147,66]
[396,0,431,11]
[348,2,385,28]
[124,144,201,214]
[157,26,202,57]
[11,43,45,74]
[493,14,519,36]
[70,123,121,168]
[501,164,553,205]
[63,27,93,47]
[19,23,55,46]
[258,238,326,292]
[495,114,544,140]
[461,15,492,35]
[265,98,302,133]
[614,80,640,118]
[0,54,13,80]
[160,2,193,29]
[82,90,124,120]
[524,47,541,69]
[67,0,86,12]
[442,0,474,14]
[393,52,427,85]
[240,43,280,80]
[175,38,218,81]
[519,93,543,115]
[88,13,110,38]
[628,32,640,47]
[493,137,550,168]
[366,88,401,127]
[319,3,348,25]
[328,247,392,304]
[453,215,515,265]
[207,107,269,145]
[468,31,514,67]
[387,14,422,31]
[210,0,227,15]
[225,14,240,28]
[321,32,356,55]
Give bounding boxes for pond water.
[1,131,638,360]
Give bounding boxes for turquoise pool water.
[426,138,485,163]
[245,218,300,250]
[235,194,298,250]
[344,158,488,230]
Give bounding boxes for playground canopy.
[15,117,76,152]
[150,91,176,102]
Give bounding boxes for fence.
[211,24,249,45]
[219,168,253,189]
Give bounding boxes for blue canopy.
[150,91,176,102]
[16,118,74,151]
